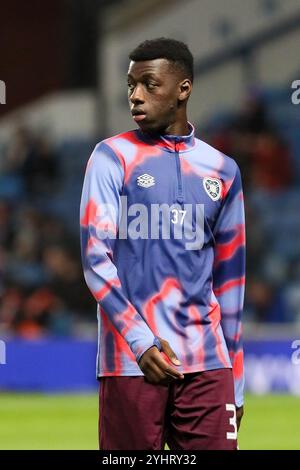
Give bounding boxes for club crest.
[203,177,222,201]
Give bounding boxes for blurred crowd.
[0,89,300,339]
[0,128,95,339]
[205,89,300,324]
[208,91,293,192]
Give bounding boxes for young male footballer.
[80,38,245,450]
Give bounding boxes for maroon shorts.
[99,368,238,450]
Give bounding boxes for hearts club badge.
[203,177,222,201]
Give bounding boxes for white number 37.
[171,209,186,225]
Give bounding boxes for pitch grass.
[0,393,299,450]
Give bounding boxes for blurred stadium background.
[1,0,300,449]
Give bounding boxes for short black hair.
[129,37,194,83]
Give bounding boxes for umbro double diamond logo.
[137,173,155,188]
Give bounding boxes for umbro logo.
[203,177,222,201]
[137,173,155,188]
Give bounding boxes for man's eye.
[127,83,135,91]
[146,82,157,89]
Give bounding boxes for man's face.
[127,58,182,133]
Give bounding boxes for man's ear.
[178,79,192,102]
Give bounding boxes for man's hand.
[236,405,244,431]
[138,337,184,386]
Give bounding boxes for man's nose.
[129,84,145,104]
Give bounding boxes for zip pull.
[174,140,184,205]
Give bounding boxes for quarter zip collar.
[136,122,196,152]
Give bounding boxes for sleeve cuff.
[135,336,162,363]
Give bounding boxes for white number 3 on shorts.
[226,403,237,440]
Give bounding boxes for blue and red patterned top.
[80,123,246,407]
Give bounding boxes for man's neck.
[164,120,190,136]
